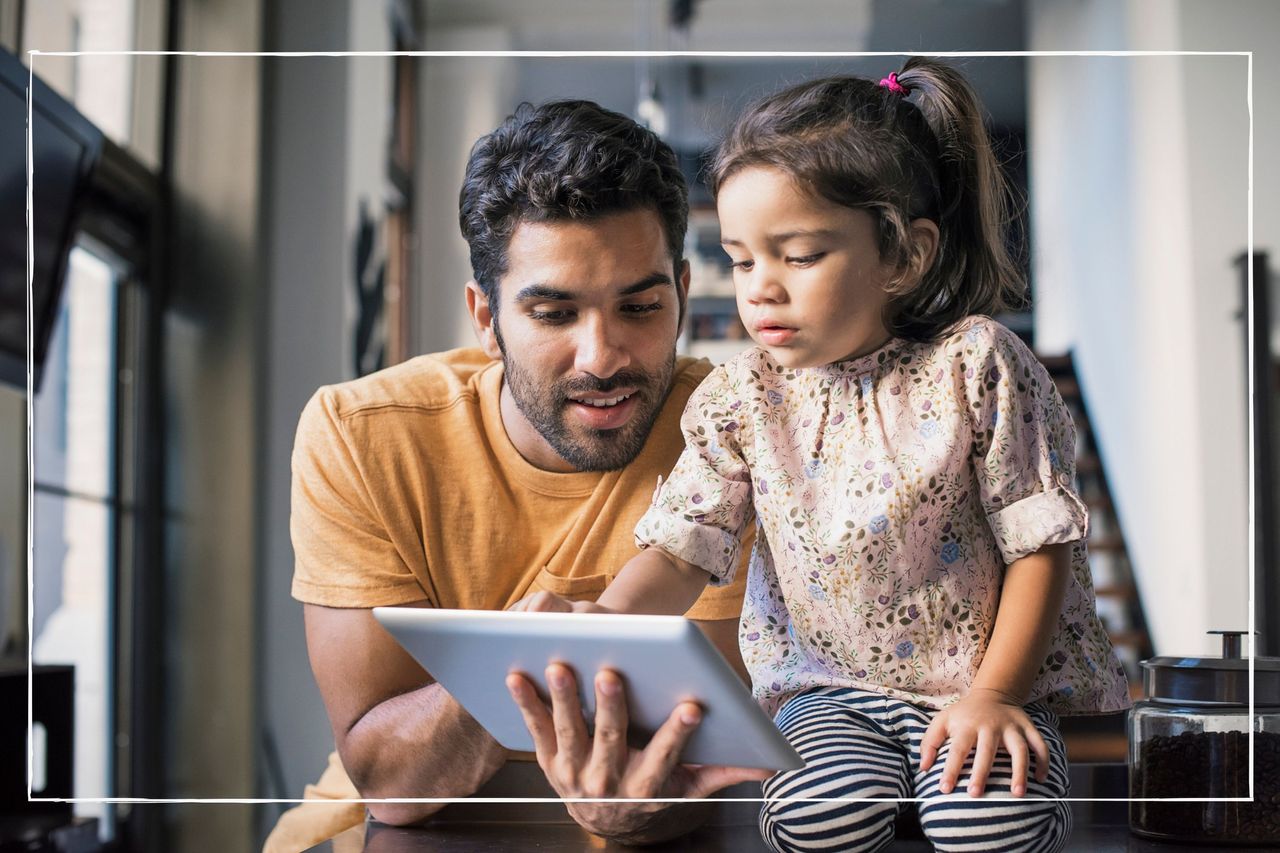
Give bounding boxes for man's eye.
[529,309,572,323]
[622,302,663,316]
[728,259,754,272]
[788,253,825,266]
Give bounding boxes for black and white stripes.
[759,687,1072,852]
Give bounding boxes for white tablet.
[373,607,803,771]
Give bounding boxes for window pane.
[30,240,122,841]
[33,246,118,500]
[32,491,113,813]
[22,0,167,166]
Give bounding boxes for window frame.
[29,115,169,850]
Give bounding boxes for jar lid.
[1141,630,1280,707]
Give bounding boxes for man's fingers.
[684,764,775,800]
[583,670,629,796]
[1004,729,1029,797]
[506,672,556,763]
[546,663,589,766]
[627,702,703,798]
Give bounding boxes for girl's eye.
[788,253,825,266]
[729,259,754,272]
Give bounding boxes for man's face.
[469,208,687,473]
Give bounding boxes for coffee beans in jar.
[1131,729,1280,844]
[1129,631,1280,846]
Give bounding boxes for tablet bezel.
[373,607,803,771]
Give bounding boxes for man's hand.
[506,663,772,843]
[508,590,615,614]
[917,687,1050,798]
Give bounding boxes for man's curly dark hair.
[458,100,689,314]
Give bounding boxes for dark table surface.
[301,763,1262,852]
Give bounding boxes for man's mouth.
[565,390,640,430]
[567,392,634,408]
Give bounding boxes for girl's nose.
[745,264,786,305]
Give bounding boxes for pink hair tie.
[878,72,910,96]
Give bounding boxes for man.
[265,100,760,852]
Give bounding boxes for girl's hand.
[918,687,1050,798]
[508,590,617,614]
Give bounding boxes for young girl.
[529,58,1131,853]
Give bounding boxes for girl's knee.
[759,796,901,853]
[918,797,1072,853]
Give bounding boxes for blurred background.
[0,0,1276,850]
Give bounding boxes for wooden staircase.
[1039,352,1154,762]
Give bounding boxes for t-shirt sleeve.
[634,366,755,586]
[290,389,429,607]
[965,326,1089,564]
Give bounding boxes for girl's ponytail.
[893,57,1027,329]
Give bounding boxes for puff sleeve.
[634,365,756,585]
[964,324,1089,564]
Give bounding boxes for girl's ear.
[889,217,941,294]
[908,218,940,275]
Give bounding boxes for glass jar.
[1129,630,1280,846]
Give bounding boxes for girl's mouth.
[755,325,797,346]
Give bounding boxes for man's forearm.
[970,542,1073,702]
[342,681,508,825]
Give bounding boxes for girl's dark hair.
[709,57,1027,341]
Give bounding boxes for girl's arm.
[919,541,1073,798]
[510,548,713,616]
[596,548,713,615]
[970,542,1073,701]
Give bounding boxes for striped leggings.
[759,687,1072,853]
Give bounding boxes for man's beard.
[496,325,675,472]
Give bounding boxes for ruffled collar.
[787,335,907,381]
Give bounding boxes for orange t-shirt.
[290,347,748,619]
[270,350,750,852]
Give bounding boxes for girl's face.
[718,166,896,369]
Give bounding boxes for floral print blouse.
[636,316,1132,717]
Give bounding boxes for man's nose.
[573,314,631,379]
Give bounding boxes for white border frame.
[25,49,1255,812]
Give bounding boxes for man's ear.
[465,281,503,360]
[676,258,691,336]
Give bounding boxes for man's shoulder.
[666,355,715,407]
[311,348,497,423]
